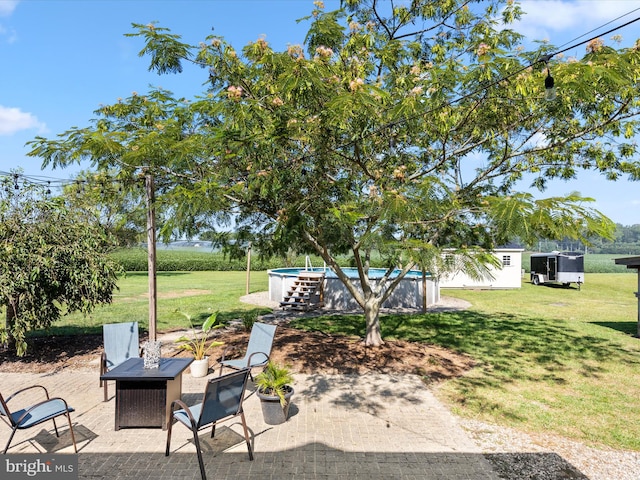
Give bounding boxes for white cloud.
[0,0,18,43]
[515,1,640,45]
[0,0,18,17]
[0,105,46,135]
[0,23,17,43]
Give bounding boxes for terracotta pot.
[190,357,209,377]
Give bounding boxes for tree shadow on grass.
[294,308,636,372]
[290,308,640,422]
[590,321,638,337]
[125,271,191,278]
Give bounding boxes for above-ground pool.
[268,267,440,310]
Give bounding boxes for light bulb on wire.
[544,67,556,101]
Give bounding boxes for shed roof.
[614,256,640,269]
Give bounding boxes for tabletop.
[100,357,193,381]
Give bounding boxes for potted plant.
[254,361,294,425]
[174,311,224,377]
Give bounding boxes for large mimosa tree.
[31,1,640,346]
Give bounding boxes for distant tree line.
[536,224,640,254]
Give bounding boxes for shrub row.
[109,248,329,272]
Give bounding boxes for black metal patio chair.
[165,368,254,480]
[218,322,276,378]
[100,321,140,401]
[0,385,77,454]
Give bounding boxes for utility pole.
[246,242,252,295]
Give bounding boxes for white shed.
[439,247,524,289]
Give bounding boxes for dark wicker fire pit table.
[100,357,193,430]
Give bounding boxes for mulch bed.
[0,325,475,383]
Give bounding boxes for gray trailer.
[530,251,584,289]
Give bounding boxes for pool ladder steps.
[279,272,325,311]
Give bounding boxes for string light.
[544,66,556,101]
[0,170,140,196]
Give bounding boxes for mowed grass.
[436,274,640,450]
[48,271,272,335]
[290,273,640,450]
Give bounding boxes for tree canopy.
[28,0,640,345]
[60,169,146,247]
[0,180,122,355]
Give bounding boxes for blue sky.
[1,0,639,225]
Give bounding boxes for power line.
[0,170,138,197]
[0,171,70,186]
[552,14,640,59]
[555,6,640,52]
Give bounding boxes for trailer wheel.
[532,275,540,285]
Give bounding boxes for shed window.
[502,255,512,266]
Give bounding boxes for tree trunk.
[145,172,157,342]
[363,299,383,346]
[3,298,17,351]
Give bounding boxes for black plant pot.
[256,386,294,425]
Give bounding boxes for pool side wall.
[269,269,440,310]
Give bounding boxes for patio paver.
[0,369,500,479]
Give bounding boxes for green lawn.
[290,273,640,451]
[437,274,640,450]
[48,271,272,335]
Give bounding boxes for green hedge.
[109,248,329,272]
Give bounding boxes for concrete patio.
[0,368,501,479]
